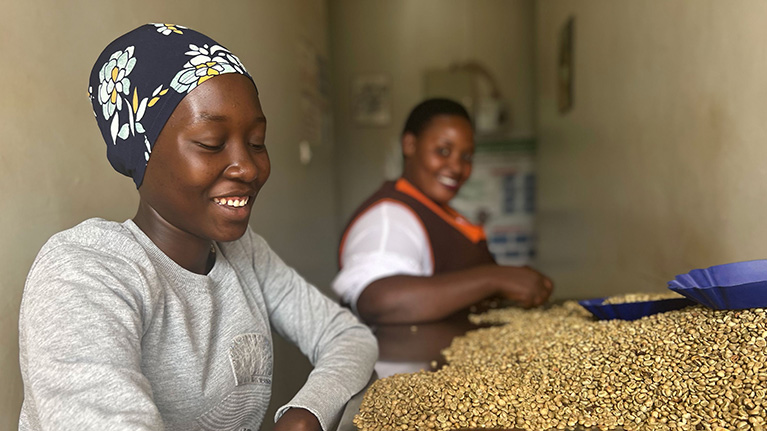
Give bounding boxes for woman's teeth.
[214,197,249,208]
[438,176,458,187]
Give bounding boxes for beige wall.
[1,1,333,428]
[11,0,767,427]
[535,1,767,299]
[328,0,536,223]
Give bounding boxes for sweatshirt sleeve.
[249,233,378,431]
[18,243,163,431]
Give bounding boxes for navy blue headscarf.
[88,23,255,188]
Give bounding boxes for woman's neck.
[133,202,214,274]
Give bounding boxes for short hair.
[401,98,472,138]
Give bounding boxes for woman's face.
[402,114,474,206]
[139,73,270,243]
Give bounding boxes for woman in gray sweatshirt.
[18,23,377,431]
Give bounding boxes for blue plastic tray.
[667,259,767,310]
[579,297,697,321]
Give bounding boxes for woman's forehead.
[420,115,473,136]
[174,74,264,123]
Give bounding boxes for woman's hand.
[274,408,322,431]
[483,265,553,308]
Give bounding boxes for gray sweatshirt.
[18,218,377,431]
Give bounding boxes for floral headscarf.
[88,23,255,188]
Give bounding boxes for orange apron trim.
[394,178,487,244]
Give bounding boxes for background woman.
[332,98,553,325]
[18,24,376,431]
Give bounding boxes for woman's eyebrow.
[196,112,228,122]
[194,112,267,124]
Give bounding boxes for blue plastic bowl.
[667,259,767,310]
[579,297,696,321]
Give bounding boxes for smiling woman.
[134,73,270,273]
[332,99,554,370]
[17,23,376,431]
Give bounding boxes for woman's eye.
[194,141,223,151]
[249,142,267,152]
[437,147,450,157]
[462,153,474,162]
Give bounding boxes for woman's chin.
[212,224,250,243]
[434,190,459,206]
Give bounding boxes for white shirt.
[331,201,434,315]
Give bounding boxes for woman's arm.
[356,264,553,324]
[251,233,377,431]
[332,202,435,312]
[336,201,553,325]
[19,243,162,431]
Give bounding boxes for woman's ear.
[402,133,417,158]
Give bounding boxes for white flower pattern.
[152,23,187,36]
[98,47,135,120]
[92,28,247,163]
[97,47,137,144]
[144,135,152,162]
[95,46,171,145]
[170,44,247,93]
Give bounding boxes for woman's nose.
[447,154,463,172]
[223,142,260,182]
